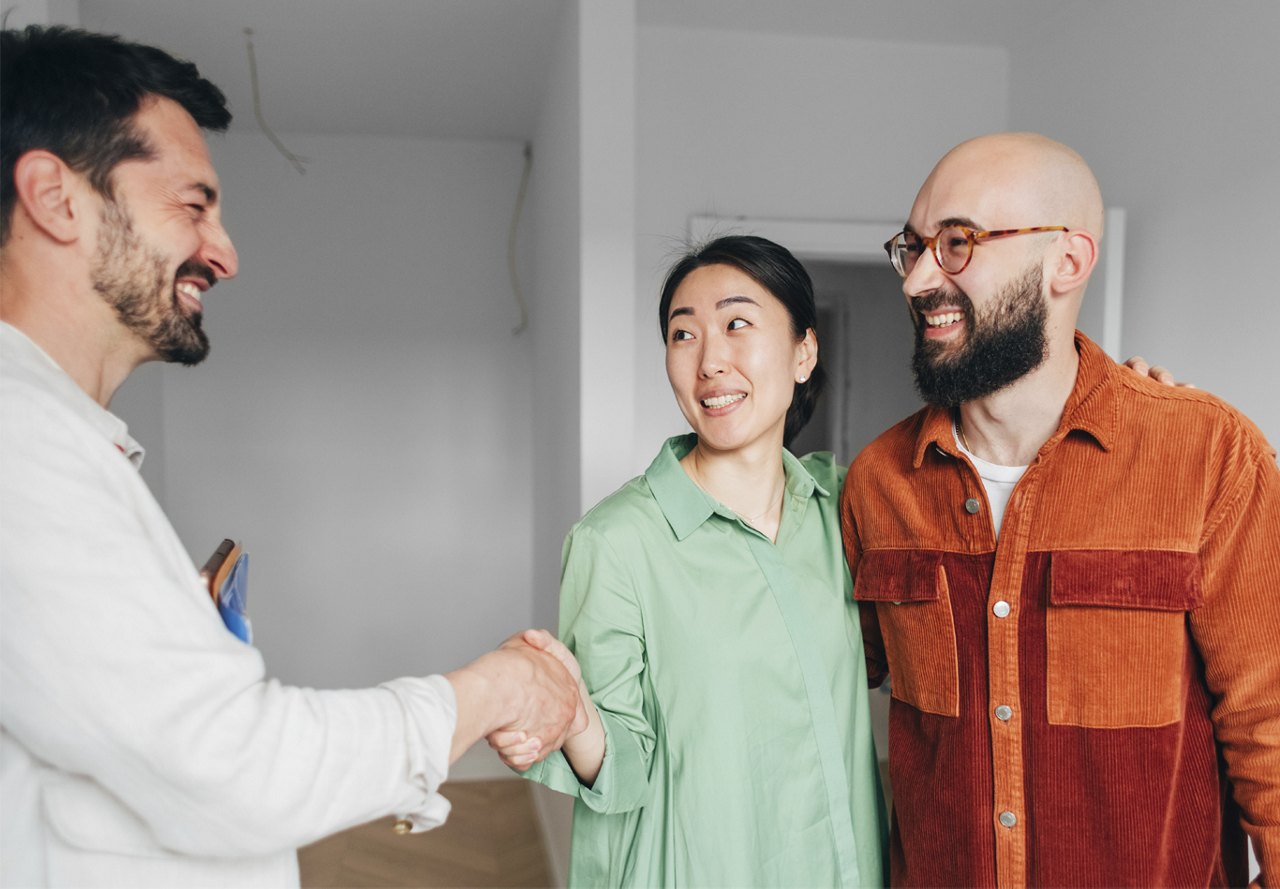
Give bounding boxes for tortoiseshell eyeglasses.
[884,225,1069,277]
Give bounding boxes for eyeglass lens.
[896,227,972,276]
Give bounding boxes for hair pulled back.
[658,235,825,448]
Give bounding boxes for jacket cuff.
[381,674,457,831]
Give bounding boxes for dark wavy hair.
[1,25,231,244]
[658,235,826,449]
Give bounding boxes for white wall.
[633,25,1011,455]
[1005,1,1280,447]
[146,132,537,688]
[526,3,638,882]
[528,0,638,630]
[0,0,77,27]
[528,0,583,639]
[578,0,637,512]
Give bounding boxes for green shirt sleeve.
[523,523,655,814]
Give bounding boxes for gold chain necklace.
[687,460,785,525]
[730,482,786,525]
[953,412,973,452]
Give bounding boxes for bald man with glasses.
[841,132,1279,887]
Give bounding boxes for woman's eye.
[671,329,693,342]
[727,318,749,331]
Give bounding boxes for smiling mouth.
[174,281,204,314]
[701,393,746,409]
[925,311,964,329]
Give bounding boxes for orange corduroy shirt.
[841,332,1280,887]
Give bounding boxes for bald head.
[913,133,1104,239]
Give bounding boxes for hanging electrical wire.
[243,28,308,174]
[508,142,532,335]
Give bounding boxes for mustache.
[175,260,217,290]
[910,286,972,315]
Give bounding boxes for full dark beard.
[91,199,211,366]
[911,265,1048,407]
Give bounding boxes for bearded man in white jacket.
[0,25,583,888]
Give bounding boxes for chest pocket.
[854,550,958,717]
[1047,550,1202,728]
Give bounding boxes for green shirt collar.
[645,433,829,541]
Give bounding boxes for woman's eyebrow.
[669,294,759,322]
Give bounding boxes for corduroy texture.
[842,333,1280,888]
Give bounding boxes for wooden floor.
[299,779,553,889]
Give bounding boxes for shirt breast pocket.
[1047,550,1202,728]
[854,550,959,718]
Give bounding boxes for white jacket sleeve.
[0,379,455,858]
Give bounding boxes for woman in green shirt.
[495,235,887,887]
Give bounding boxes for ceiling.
[75,0,567,140]
[42,1,1064,140]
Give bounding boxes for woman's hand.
[1123,355,1195,387]
[488,728,544,770]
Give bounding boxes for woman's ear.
[796,328,818,381]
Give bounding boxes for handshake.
[445,629,595,769]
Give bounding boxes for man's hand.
[490,630,594,770]
[444,631,584,764]
[1123,355,1195,387]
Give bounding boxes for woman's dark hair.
[1,25,231,244]
[658,235,826,449]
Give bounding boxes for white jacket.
[0,323,453,887]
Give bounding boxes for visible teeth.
[702,393,745,409]
[175,282,203,304]
[926,311,963,327]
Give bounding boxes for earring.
[797,375,808,383]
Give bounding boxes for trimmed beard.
[91,197,211,366]
[911,264,1048,407]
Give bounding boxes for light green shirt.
[525,434,887,887]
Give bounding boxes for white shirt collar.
[1,321,145,467]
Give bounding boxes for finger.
[521,628,554,649]
[1149,365,1176,386]
[496,740,540,758]
[494,733,541,755]
[1124,355,1149,374]
[487,730,527,750]
[500,751,539,771]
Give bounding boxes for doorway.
[786,257,915,799]
[789,259,922,464]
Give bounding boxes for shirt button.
[964,497,981,514]
[999,811,1018,829]
[392,819,413,835]
[993,600,1011,618]
[995,705,1013,721]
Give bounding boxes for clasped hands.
[485,629,595,770]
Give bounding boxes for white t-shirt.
[954,426,1028,538]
